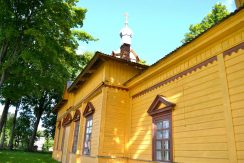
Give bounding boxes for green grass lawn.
[0,150,59,163]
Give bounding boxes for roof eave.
[68,52,148,92]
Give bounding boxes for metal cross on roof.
[124,13,128,27]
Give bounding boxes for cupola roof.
[120,13,132,45]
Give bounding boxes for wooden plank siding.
[129,60,231,162]
[68,92,103,163]
[52,58,143,162]
[89,93,103,156]
[52,8,244,163]
[105,60,143,86]
[225,49,244,163]
[125,15,244,162]
[100,88,130,157]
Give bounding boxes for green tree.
[0,99,11,136]
[8,103,19,150]
[25,91,58,151]
[0,123,6,149]
[0,0,95,87]
[0,0,95,146]
[70,51,94,79]
[0,112,16,149]
[182,3,229,43]
[23,50,93,151]
[14,107,34,149]
[42,112,57,140]
[139,59,147,65]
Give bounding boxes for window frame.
[56,121,61,150]
[72,109,81,154]
[61,113,72,151]
[82,102,95,156]
[72,120,80,153]
[147,95,175,163]
[83,115,93,155]
[152,111,173,162]
[61,127,66,151]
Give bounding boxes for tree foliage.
[14,107,34,149]
[182,3,229,43]
[0,0,96,151]
[0,0,95,89]
[70,51,94,80]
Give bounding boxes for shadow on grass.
[0,150,58,163]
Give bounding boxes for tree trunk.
[0,123,6,149]
[28,111,42,151]
[0,99,11,136]
[0,41,9,88]
[0,41,8,65]
[8,104,19,150]
[28,92,48,151]
[0,69,6,88]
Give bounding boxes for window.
[72,110,81,153]
[61,127,66,151]
[153,112,172,162]
[72,121,80,153]
[83,116,93,155]
[147,95,175,162]
[61,113,72,151]
[56,121,61,150]
[82,102,95,155]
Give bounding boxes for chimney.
[120,43,130,61]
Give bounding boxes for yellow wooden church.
[52,1,244,163]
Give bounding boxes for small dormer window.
[148,95,175,162]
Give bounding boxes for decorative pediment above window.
[73,109,81,122]
[147,95,175,116]
[83,102,95,118]
[62,113,72,126]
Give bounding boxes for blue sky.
[0,0,237,125]
[77,0,236,64]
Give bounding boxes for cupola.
[112,13,140,63]
[120,13,133,45]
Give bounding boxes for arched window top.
[147,95,175,116]
[62,113,72,127]
[83,102,95,118]
[73,109,81,122]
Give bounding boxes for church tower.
[112,13,140,62]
